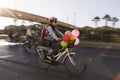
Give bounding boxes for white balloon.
[74,38,80,45]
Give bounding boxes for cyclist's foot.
[47,56,53,60]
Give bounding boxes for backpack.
[40,27,51,47]
[40,27,47,39]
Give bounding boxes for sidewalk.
[0,34,26,41]
[0,34,8,39]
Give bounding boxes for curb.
[79,41,120,50]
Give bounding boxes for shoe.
[47,56,53,60]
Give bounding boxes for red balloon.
[63,34,70,42]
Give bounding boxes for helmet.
[49,17,57,22]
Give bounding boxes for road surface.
[0,39,120,80]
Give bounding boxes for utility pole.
[66,16,69,23]
[14,0,17,25]
[14,0,16,10]
[74,12,76,26]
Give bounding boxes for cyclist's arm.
[47,26,59,41]
[55,28,64,37]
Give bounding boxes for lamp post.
[74,12,76,26]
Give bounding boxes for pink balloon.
[71,29,80,37]
[74,38,80,45]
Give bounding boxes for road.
[0,39,120,80]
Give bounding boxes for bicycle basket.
[60,40,75,48]
[67,40,75,48]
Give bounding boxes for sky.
[0,0,120,29]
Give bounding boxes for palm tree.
[92,16,100,27]
[103,14,111,26]
[111,17,119,27]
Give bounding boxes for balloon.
[65,31,71,34]
[70,35,75,41]
[74,38,80,45]
[63,34,70,42]
[71,29,80,37]
[60,41,68,47]
[65,32,73,37]
[69,39,75,44]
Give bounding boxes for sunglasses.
[54,21,57,23]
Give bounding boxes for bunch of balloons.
[60,29,80,47]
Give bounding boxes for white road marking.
[0,39,22,46]
[100,54,120,58]
[0,55,13,58]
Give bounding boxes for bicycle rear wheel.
[35,45,50,69]
[64,53,87,76]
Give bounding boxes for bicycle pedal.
[47,56,52,60]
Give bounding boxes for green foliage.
[79,26,120,42]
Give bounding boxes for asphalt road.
[0,39,120,80]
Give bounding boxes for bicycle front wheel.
[64,53,87,76]
[35,45,50,69]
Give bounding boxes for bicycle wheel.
[35,45,50,69]
[64,53,87,76]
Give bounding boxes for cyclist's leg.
[48,41,60,57]
[26,36,33,48]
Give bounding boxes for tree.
[103,14,111,26]
[111,17,119,27]
[92,16,100,27]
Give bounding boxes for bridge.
[0,7,75,29]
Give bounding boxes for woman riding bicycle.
[43,17,64,59]
[26,26,35,43]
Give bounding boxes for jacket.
[44,26,64,41]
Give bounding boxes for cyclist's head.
[28,26,33,30]
[49,17,57,22]
[49,17,58,26]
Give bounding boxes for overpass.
[0,7,75,29]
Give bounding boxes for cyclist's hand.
[58,38,62,41]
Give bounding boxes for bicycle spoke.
[35,45,50,69]
[64,54,86,76]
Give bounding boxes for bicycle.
[23,36,40,54]
[35,43,87,76]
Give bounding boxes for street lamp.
[74,12,76,26]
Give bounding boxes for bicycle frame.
[36,45,76,66]
[54,48,76,65]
